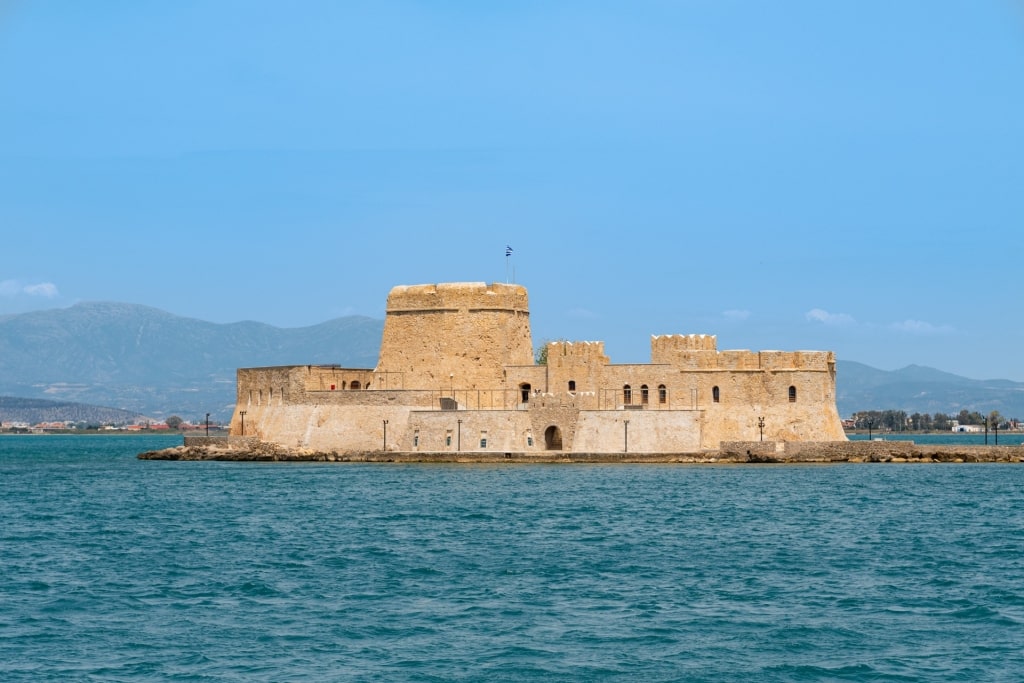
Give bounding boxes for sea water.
[2,435,1023,682]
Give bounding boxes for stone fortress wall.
[230,282,847,454]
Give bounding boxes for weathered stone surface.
[218,282,849,455]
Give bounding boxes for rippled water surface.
[3,435,1024,681]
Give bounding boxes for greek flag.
[506,245,513,257]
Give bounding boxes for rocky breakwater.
[138,437,1024,464]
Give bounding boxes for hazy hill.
[0,396,148,426]
[2,303,1023,423]
[0,302,383,421]
[835,360,1024,420]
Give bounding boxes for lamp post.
[457,419,462,451]
[205,413,210,437]
[867,419,872,440]
[757,416,765,441]
[624,419,630,453]
[383,419,388,452]
[239,410,246,436]
[995,418,999,445]
[984,415,989,445]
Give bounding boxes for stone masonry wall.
[375,282,534,391]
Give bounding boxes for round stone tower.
[375,282,534,390]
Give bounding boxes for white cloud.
[0,279,60,300]
[890,319,954,335]
[24,282,59,298]
[722,309,750,321]
[805,308,856,326]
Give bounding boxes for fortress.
[228,282,846,454]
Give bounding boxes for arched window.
[623,384,632,405]
[350,380,361,391]
[712,386,720,403]
[789,385,797,403]
[658,385,667,404]
[568,380,576,392]
[641,384,649,404]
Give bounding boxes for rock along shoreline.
[138,437,1024,464]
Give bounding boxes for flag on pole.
[506,245,513,257]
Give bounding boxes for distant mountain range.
[834,361,1024,420]
[0,396,148,426]
[2,303,1023,423]
[0,302,382,422]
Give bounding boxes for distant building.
[230,282,847,453]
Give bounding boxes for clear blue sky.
[2,2,1022,380]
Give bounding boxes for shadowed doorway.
[544,425,562,450]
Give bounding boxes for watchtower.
[375,282,534,390]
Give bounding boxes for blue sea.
[3,435,1023,682]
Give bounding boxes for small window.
[568,380,576,391]
[658,385,667,404]
[350,380,361,391]
[641,385,649,404]
[480,438,487,448]
[789,386,797,403]
[623,384,632,404]
[446,435,452,446]
[527,436,534,447]
[413,435,419,447]
[712,386,720,403]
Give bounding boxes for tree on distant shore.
[851,409,1015,431]
[165,415,183,430]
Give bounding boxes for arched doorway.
[544,425,562,450]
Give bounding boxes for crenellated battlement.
[386,282,529,314]
[651,334,718,353]
[546,340,610,366]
